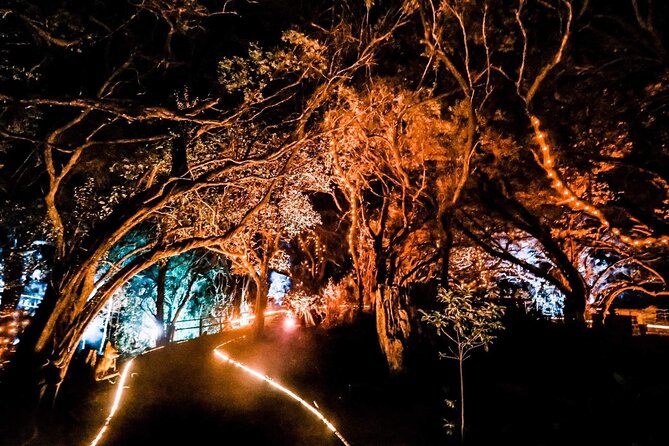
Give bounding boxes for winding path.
[89,316,350,446]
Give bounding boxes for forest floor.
[13,313,669,446]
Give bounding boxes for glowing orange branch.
[530,116,668,248]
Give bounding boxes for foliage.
[112,249,230,354]
[421,284,504,361]
[0,0,342,393]
[421,283,504,441]
[284,289,325,327]
[0,0,668,417]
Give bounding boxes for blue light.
[268,272,291,305]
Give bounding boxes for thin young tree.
[421,284,504,444]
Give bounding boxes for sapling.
[421,284,504,443]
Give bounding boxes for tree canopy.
[0,0,667,416]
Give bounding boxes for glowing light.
[214,345,351,446]
[224,310,287,329]
[90,358,134,446]
[268,272,291,305]
[150,321,163,339]
[530,115,667,248]
[283,314,297,331]
[646,324,669,330]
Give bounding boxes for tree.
[322,79,467,371]
[110,249,229,355]
[421,284,504,443]
[214,163,326,339]
[1,0,667,435]
[0,0,338,421]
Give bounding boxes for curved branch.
[524,0,572,104]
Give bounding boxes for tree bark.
[155,260,167,346]
[253,278,269,340]
[459,352,465,445]
[0,230,26,313]
[375,285,411,374]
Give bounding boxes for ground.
[8,313,669,446]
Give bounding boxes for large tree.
[0,1,339,425]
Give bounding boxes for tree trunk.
[561,270,587,325]
[155,260,167,346]
[459,352,465,445]
[0,231,26,313]
[167,274,197,342]
[253,278,269,340]
[375,285,411,374]
[231,276,243,318]
[439,210,454,289]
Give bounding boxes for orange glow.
[90,358,134,446]
[225,310,287,328]
[283,314,297,331]
[214,341,351,446]
[530,115,667,248]
[646,324,669,330]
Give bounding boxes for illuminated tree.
[439,0,669,323]
[0,0,336,415]
[392,0,667,325]
[212,155,327,339]
[126,250,228,346]
[322,80,459,370]
[110,249,229,354]
[0,0,667,430]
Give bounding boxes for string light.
[214,336,352,446]
[90,359,135,446]
[530,115,668,248]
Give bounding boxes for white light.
[283,315,297,331]
[151,321,163,339]
[646,324,669,330]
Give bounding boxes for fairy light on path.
[90,358,134,446]
[88,310,301,446]
[214,338,352,446]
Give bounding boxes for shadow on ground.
[16,313,669,446]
